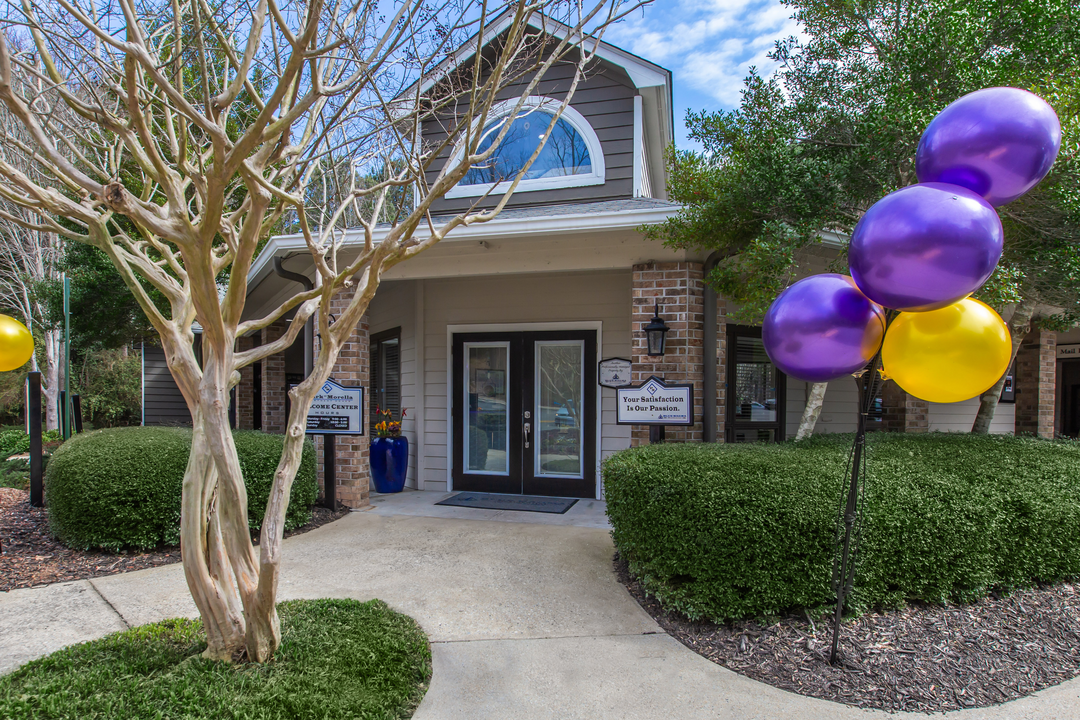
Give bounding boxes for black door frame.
[452,330,597,498]
[725,324,786,443]
[1058,358,1080,438]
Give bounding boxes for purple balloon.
[848,183,1003,312]
[763,274,886,383]
[916,87,1061,206]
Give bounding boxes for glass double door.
[452,331,597,498]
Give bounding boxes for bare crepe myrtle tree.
[0,203,63,431]
[0,0,644,662]
[0,57,63,430]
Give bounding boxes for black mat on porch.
[435,492,578,514]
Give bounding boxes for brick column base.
[315,295,371,509]
[1015,328,1056,438]
[880,380,929,432]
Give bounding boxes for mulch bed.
[615,554,1080,713]
[0,487,350,592]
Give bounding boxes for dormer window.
[446,98,605,197]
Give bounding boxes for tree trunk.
[42,328,60,432]
[177,338,265,662]
[180,407,247,661]
[172,324,321,663]
[972,294,1038,434]
[796,382,828,440]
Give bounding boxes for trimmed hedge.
[45,427,318,551]
[603,433,1080,621]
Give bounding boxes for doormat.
[435,492,579,514]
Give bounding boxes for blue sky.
[604,0,804,150]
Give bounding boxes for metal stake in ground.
[27,371,43,507]
[829,351,885,665]
[323,434,336,510]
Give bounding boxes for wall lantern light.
[644,303,670,356]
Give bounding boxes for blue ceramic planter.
[370,436,408,493]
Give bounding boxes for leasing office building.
[214,14,1065,508]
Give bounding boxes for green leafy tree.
[74,347,143,427]
[40,242,160,352]
[650,0,1080,436]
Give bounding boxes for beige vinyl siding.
[928,399,1015,434]
[368,282,419,488]
[787,376,1016,436]
[786,376,860,437]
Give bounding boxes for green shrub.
[45,427,318,551]
[232,430,319,532]
[0,427,61,459]
[603,433,1080,621]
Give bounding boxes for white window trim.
[445,97,606,198]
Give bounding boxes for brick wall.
[880,380,929,433]
[261,322,286,434]
[712,295,727,442]
[630,262,705,445]
[236,334,256,430]
[1015,328,1056,438]
[314,290,371,509]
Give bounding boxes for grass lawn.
[0,598,431,719]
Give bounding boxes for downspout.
[272,256,314,378]
[702,252,721,443]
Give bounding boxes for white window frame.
[445,97,606,198]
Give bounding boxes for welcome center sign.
[305,378,365,434]
[616,376,694,426]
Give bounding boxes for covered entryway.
[452,330,597,498]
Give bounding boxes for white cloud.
[607,0,803,108]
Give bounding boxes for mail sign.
[306,378,364,435]
[616,376,694,426]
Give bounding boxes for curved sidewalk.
[1,491,1077,719]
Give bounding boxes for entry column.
[1015,328,1056,438]
[630,262,705,446]
[880,381,929,433]
[315,289,371,508]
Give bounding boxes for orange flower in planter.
[373,408,406,438]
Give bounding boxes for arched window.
[446,99,605,197]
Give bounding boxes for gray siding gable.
[142,344,192,426]
[423,54,639,216]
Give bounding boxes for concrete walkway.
[2,490,1078,719]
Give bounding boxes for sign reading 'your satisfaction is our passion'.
[616,376,694,426]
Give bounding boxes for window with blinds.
[371,328,402,428]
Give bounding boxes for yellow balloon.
[881,298,1010,404]
[0,315,34,372]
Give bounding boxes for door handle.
[524,422,531,449]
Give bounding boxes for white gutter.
[247,204,682,288]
